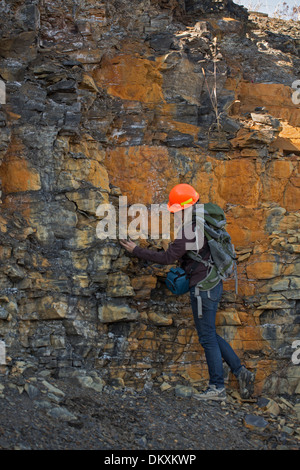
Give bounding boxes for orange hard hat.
[167,184,199,213]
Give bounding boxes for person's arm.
[120,236,188,265]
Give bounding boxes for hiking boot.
[194,385,226,401]
[237,366,255,399]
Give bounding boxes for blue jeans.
[190,281,242,388]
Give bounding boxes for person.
[120,183,255,401]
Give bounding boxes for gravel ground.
[0,372,299,452]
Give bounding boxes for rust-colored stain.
[0,136,40,193]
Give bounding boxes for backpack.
[187,202,238,294]
[165,203,238,308]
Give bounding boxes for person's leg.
[190,281,255,399]
[216,334,242,377]
[215,332,255,399]
[190,281,226,389]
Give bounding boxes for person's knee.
[198,330,216,349]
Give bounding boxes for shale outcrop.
[0,1,299,399]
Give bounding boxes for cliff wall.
[0,0,299,396]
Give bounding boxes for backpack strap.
[187,243,212,267]
[193,265,221,317]
[194,285,202,318]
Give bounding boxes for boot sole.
[194,394,227,401]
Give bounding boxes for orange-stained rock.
[260,160,295,207]
[282,162,300,211]
[105,145,178,204]
[148,311,173,326]
[0,215,8,233]
[214,159,260,207]
[232,82,300,127]
[246,253,282,280]
[228,324,272,355]
[225,206,268,249]
[92,54,164,104]
[180,363,207,383]
[223,279,257,297]
[191,156,223,207]
[131,275,157,299]
[216,309,242,326]
[207,17,244,36]
[57,158,109,192]
[69,134,106,162]
[252,359,278,396]
[272,122,300,152]
[0,137,41,193]
[0,158,41,193]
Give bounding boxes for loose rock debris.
[0,372,299,451]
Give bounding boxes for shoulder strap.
[186,242,212,278]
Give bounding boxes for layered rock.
[0,0,299,396]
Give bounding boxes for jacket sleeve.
[132,234,190,265]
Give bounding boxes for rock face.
[0,1,299,396]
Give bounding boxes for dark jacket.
[133,226,210,288]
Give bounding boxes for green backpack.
[187,202,238,294]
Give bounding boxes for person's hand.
[119,239,137,253]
